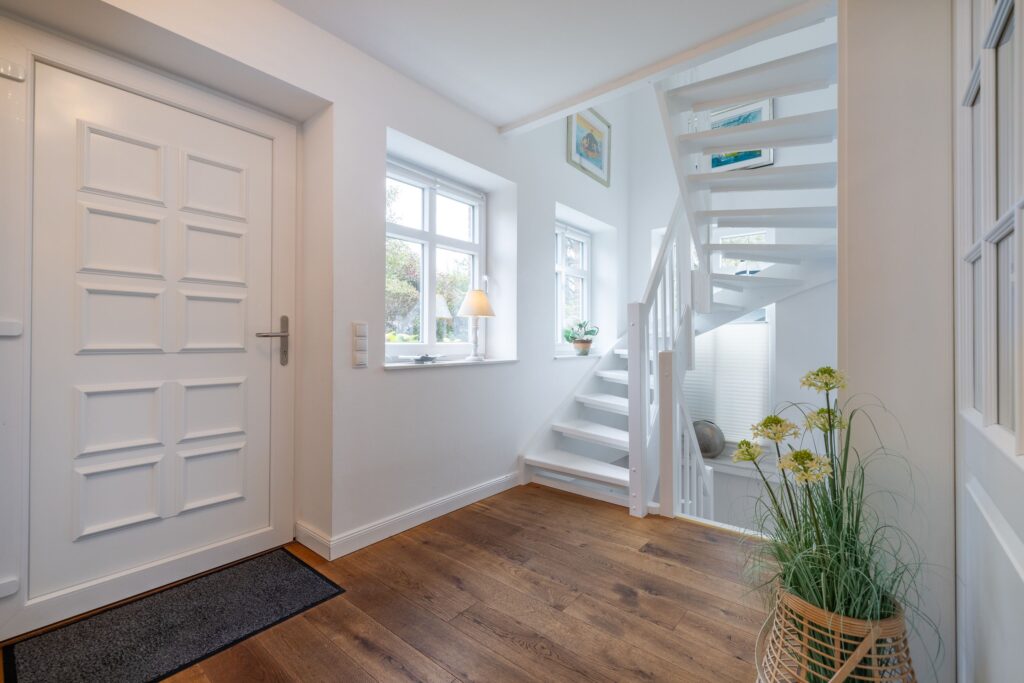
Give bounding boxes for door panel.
[30,63,274,599]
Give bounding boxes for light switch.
[352,321,368,368]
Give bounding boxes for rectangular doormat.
[3,548,343,683]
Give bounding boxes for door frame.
[0,16,296,640]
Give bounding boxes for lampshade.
[457,289,495,317]
[435,294,453,320]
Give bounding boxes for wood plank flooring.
[11,484,767,682]
[173,485,765,682]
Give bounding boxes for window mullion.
[425,187,437,348]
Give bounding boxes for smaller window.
[717,230,770,275]
[555,223,592,344]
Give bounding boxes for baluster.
[669,246,677,334]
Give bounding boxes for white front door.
[28,63,290,610]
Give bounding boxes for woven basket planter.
[755,589,915,682]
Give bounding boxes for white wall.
[838,1,955,679]
[773,281,838,407]
[35,0,634,554]
[626,87,678,302]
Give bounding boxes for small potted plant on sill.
[735,367,935,682]
[563,321,599,356]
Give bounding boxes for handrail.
[642,198,684,305]
[627,195,712,519]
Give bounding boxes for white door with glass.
[953,1,1024,679]
[27,63,291,620]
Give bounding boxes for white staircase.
[659,15,838,332]
[521,345,635,507]
[520,6,837,522]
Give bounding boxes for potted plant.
[734,367,930,682]
[563,321,599,356]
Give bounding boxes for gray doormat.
[2,548,343,683]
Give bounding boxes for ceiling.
[275,0,804,128]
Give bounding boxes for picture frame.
[566,108,611,186]
[708,99,774,172]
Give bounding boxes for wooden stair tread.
[523,449,630,487]
[551,419,629,451]
[687,162,836,192]
[575,392,630,415]
[695,206,836,229]
[677,109,836,155]
[666,43,837,113]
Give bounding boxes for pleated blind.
[683,321,771,443]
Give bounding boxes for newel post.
[627,302,647,517]
[658,350,681,517]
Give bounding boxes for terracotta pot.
[756,589,915,682]
[572,340,592,356]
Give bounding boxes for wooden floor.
[175,485,766,681]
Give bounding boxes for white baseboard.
[293,520,334,560]
[294,472,519,560]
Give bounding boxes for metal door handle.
[256,315,289,365]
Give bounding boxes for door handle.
[256,315,289,366]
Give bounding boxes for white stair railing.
[627,196,712,518]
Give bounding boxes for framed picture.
[566,108,611,186]
[708,99,773,172]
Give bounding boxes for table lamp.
[457,289,494,361]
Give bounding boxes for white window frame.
[555,222,592,346]
[955,0,1023,453]
[385,159,486,358]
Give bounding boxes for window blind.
[683,321,770,443]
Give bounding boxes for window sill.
[383,358,518,370]
[553,353,602,360]
[705,451,779,482]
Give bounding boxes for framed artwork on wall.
[708,98,774,172]
[566,108,611,186]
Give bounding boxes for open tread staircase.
[521,6,837,521]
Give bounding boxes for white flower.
[779,449,833,485]
[733,440,763,463]
[805,408,848,433]
[800,367,848,393]
[752,415,801,443]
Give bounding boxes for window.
[716,230,770,275]
[555,223,592,342]
[684,310,772,443]
[385,161,485,356]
